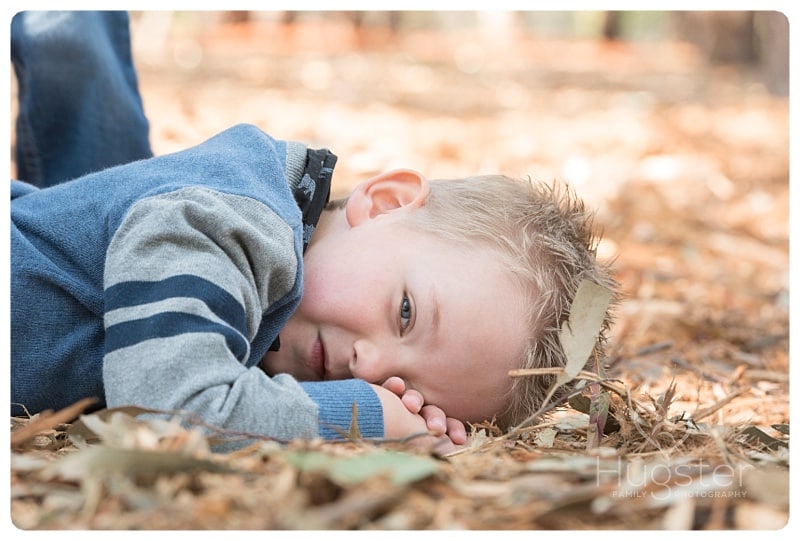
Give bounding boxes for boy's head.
[261,170,616,429]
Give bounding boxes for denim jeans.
[11,11,152,187]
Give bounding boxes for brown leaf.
[10,397,97,449]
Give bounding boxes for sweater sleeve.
[103,186,383,447]
[299,380,384,439]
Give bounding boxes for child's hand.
[380,376,468,446]
[370,383,458,455]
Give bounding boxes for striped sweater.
[10,124,383,448]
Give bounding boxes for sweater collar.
[293,146,336,253]
[269,146,337,354]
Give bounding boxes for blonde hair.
[328,175,618,429]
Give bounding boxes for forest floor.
[10,15,790,530]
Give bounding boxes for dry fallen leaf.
[558,279,614,387]
[284,448,439,486]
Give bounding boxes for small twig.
[692,388,749,422]
[506,366,634,439]
[634,341,674,356]
[670,356,725,383]
[504,385,592,440]
[740,369,789,383]
[11,397,97,449]
[509,367,630,400]
[726,364,748,385]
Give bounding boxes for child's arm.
[99,126,385,448]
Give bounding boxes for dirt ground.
[10,13,790,530]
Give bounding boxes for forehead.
[407,230,529,344]
[409,231,526,319]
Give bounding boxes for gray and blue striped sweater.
[11,124,383,448]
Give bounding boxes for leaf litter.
[9,14,789,530]
[10,270,787,529]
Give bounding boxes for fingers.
[420,404,447,435]
[400,389,424,414]
[380,377,468,447]
[381,376,406,395]
[445,417,467,445]
[420,405,467,447]
[382,377,424,414]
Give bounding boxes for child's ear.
[345,169,429,226]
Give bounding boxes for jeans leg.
[11,11,153,187]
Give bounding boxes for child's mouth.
[310,335,326,380]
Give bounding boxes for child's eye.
[399,295,413,334]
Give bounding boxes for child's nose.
[349,338,388,383]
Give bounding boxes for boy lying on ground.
[10,11,617,453]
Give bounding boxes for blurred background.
[9,10,790,424]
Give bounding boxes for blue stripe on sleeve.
[105,312,249,361]
[105,275,247,333]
